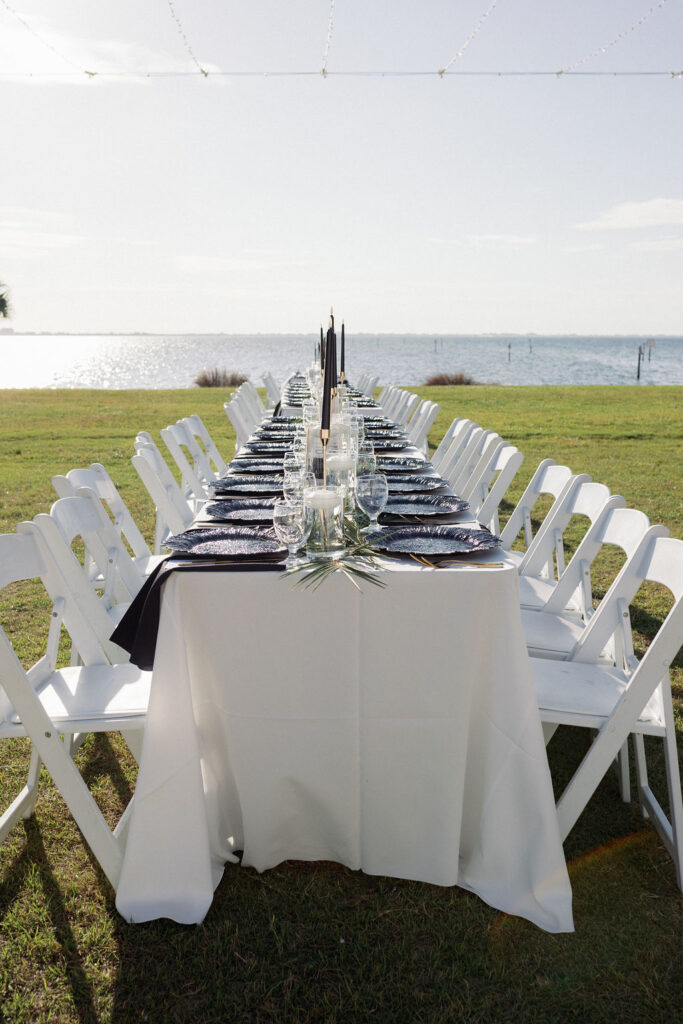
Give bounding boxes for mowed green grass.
[0,385,681,1024]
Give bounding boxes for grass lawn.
[0,385,681,1024]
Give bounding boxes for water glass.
[272,499,307,568]
[356,473,388,532]
[356,440,376,477]
[283,470,305,504]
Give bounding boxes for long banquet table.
[115,554,573,933]
[114,380,573,932]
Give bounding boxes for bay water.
[1,333,681,389]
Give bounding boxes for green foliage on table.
[283,515,387,591]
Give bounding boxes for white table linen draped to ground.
[116,557,573,933]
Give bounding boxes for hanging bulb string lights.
[0,0,96,76]
[0,0,679,81]
[321,0,336,77]
[165,0,209,77]
[557,0,671,76]
[438,0,499,77]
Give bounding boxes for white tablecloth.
[116,556,573,932]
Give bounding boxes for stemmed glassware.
[355,473,388,532]
[272,499,313,568]
[356,440,376,477]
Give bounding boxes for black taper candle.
[331,323,338,392]
[320,324,325,371]
[320,327,334,431]
[340,320,345,375]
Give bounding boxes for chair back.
[473,445,525,534]
[161,424,207,501]
[132,443,194,550]
[183,415,228,477]
[52,463,151,561]
[499,460,570,551]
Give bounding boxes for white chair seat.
[522,608,585,656]
[518,574,556,607]
[8,664,150,728]
[506,550,523,568]
[532,658,661,727]
[517,575,582,613]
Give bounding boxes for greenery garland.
[282,515,387,592]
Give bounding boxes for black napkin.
[111,558,282,670]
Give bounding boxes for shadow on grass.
[0,820,100,1024]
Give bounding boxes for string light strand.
[0,0,96,76]
[558,0,670,76]
[438,0,499,77]
[165,0,208,77]
[322,0,336,77]
[0,69,679,81]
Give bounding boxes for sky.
[1,0,682,335]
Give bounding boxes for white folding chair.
[517,486,627,614]
[533,533,683,890]
[434,421,476,479]
[52,464,163,580]
[181,414,228,478]
[522,515,667,663]
[161,423,209,503]
[407,401,440,456]
[394,392,420,428]
[242,380,266,415]
[172,419,220,488]
[132,442,194,552]
[0,529,150,890]
[32,490,143,636]
[262,371,280,408]
[224,398,252,452]
[447,429,500,496]
[431,418,467,471]
[362,374,379,398]
[234,385,263,433]
[470,444,525,535]
[499,461,577,567]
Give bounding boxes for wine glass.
[356,473,388,532]
[272,499,306,568]
[283,469,304,504]
[356,440,376,476]
[283,452,300,476]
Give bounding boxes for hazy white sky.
[1,0,682,334]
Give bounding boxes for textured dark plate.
[381,494,470,517]
[228,459,283,474]
[255,429,297,441]
[372,439,410,451]
[164,526,286,560]
[243,442,291,455]
[209,475,283,495]
[387,475,443,493]
[375,456,426,473]
[201,498,276,523]
[366,524,501,556]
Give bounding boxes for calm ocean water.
[2,334,682,389]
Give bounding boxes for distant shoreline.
[2,331,682,341]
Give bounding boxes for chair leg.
[542,721,559,745]
[616,741,631,803]
[121,728,143,764]
[633,733,650,820]
[0,746,42,841]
